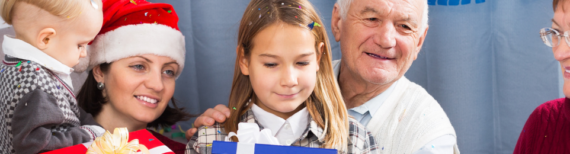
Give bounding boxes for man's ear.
[92,65,105,83]
[331,4,343,42]
[237,46,250,75]
[36,28,56,50]
[414,26,429,60]
[316,42,325,72]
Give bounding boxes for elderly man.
[188,0,459,153]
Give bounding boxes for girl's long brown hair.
[224,0,349,152]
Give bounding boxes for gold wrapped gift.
[87,128,150,154]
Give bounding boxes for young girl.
[186,0,378,154]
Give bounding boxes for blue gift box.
[211,141,337,154]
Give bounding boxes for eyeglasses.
[541,27,570,47]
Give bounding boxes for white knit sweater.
[332,60,459,154]
[366,77,459,154]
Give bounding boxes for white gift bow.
[224,123,280,154]
[225,123,280,144]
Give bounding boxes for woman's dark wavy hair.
[77,63,193,129]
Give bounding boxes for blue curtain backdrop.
[148,0,558,153]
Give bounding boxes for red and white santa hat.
[76,0,185,77]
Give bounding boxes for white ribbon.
[224,123,280,154]
[235,143,255,154]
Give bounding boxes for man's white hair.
[336,0,429,32]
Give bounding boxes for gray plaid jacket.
[0,56,102,154]
[186,109,379,154]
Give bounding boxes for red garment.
[514,98,570,154]
[100,0,180,34]
[150,130,186,154]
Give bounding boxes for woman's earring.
[97,82,105,90]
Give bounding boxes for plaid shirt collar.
[239,108,326,143]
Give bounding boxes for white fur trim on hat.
[80,24,185,77]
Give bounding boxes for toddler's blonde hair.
[1,0,85,24]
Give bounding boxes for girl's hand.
[185,104,231,139]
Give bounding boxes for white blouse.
[251,103,309,145]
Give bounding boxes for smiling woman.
[514,0,570,153]
[75,0,191,153]
[78,55,187,130]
